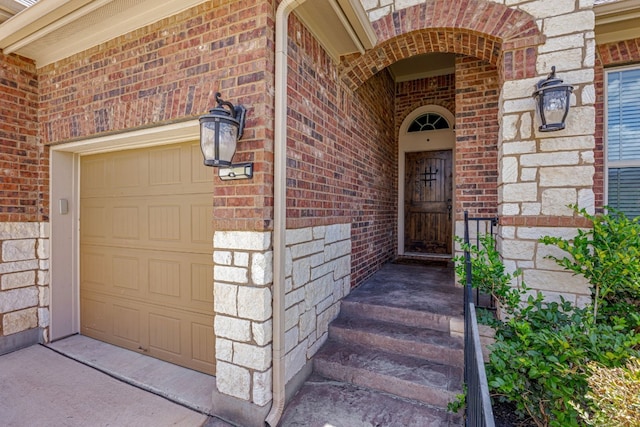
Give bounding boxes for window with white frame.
[606,67,640,218]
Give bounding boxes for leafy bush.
[572,357,640,426]
[540,206,640,325]
[458,207,640,426]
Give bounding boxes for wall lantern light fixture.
[199,92,253,180]
[532,66,574,132]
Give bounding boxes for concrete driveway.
[0,345,209,427]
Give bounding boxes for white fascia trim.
[595,0,640,22]
[50,120,199,155]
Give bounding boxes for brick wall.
[395,74,456,131]
[0,53,46,223]
[455,57,499,218]
[286,16,397,287]
[38,1,273,231]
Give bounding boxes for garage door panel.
[80,141,215,374]
[81,196,212,254]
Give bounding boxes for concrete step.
[279,374,463,427]
[340,298,460,333]
[313,339,463,409]
[329,315,464,367]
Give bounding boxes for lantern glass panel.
[542,88,568,126]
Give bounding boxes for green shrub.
[457,207,640,426]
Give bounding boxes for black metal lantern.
[532,66,573,132]
[199,92,247,167]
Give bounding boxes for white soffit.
[294,0,377,61]
[0,0,208,67]
[595,0,640,44]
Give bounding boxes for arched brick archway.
[339,0,544,90]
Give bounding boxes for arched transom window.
[407,113,450,132]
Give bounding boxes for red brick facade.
[286,16,397,285]
[340,0,543,90]
[0,52,46,222]
[455,57,499,218]
[38,1,274,232]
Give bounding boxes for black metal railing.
[463,211,495,427]
[465,214,499,310]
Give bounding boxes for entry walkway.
[0,344,209,426]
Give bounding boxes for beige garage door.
[80,141,215,374]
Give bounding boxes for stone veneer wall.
[212,223,350,407]
[0,223,49,353]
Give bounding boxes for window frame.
[604,65,640,215]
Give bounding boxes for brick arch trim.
[340,0,543,90]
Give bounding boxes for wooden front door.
[405,150,453,254]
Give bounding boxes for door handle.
[447,199,452,219]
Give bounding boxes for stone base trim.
[501,215,592,228]
[211,389,271,427]
[0,328,42,356]
[285,358,313,404]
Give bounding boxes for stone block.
[252,320,273,346]
[521,203,542,215]
[578,189,595,214]
[285,338,308,383]
[285,304,300,331]
[540,135,594,151]
[536,243,571,271]
[305,275,332,311]
[215,315,251,342]
[312,226,326,240]
[37,239,49,260]
[1,271,36,290]
[517,226,580,240]
[216,338,233,362]
[298,308,316,341]
[2,240,36,262]
[38,307,49,328]
[253,369,272,407]
[541,189,576,215]
[539,165,594,187]
[524,269,589,295]
[503,140,536,155]
[214,231,271,251]
[216,362,250,401]
[234,252,249,268]
[251,251,273,286]
[521,151,580,167]
[542,11,594,38]
[520,112,532,139]
[501,78,541,100]
[290,240,324,260]
[214,283,238,316]
[325,223,350,244]
[501,157,518,183]
[285,327,299,353]
[2,307,37,335]
[501,240,536,261]
[233,342,272,371]
[0,223,39,240]
[38,286,50,307]
[538,34,586,54]
[286,228,313,246]
[502,114,519,141]
[214,265,248,284]
[316,304,340,339]
[292,258,311,289]
[521,167,538,182]
[0,287,38,313]
[285,287,305,309]
[500,203,520,216]
[324,240,350,262]
[503,183,538,202]
[237,286,272,322]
